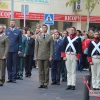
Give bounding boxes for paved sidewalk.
[0,69,97,100]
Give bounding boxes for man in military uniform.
[35,24,53,88]
[5,19,22,83]
[0,25,9,86]
[17,28,28,80]
[88,31,100,90]
[51,32,63,85]
[62,27,82,90]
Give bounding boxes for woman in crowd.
[82,33,91,71]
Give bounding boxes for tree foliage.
[66,0,99,14]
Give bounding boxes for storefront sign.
[0,10,100,23]
[16,0,50,4]
[0,11,11,18]
[65,15,81,22]
[14,12,44,20]
[0,3,8,9]
[81,16,100,23]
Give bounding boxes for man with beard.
[5,19,22,83]
[0,25,9,86]
[88,31,100,90]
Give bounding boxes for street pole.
[24,5,26,27]
[11,0,14,20]
[83,75,91,100]
[47,24,50,34]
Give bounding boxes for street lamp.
[11,0,14,19]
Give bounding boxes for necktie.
[28,37,30,42]
[43,34,45,39]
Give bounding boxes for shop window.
[20,19,39,31]
[89,23,100,30]
[0,18,7,25]
[63,22,72,30]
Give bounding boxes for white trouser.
[65,53,77,86]
[91,57,100,89]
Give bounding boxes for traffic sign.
[21,5,29,15]
[44,14,54,25]
[21,5,29,27]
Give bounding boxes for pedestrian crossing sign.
[44,14,54,25]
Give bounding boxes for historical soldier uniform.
[25,36,35,77]
[17,35,28,79]
[5,27,22,83]
[35,33,53,88]
[51,39,62,85]
[0,34,9,86]
[62,34,82,90]
[88,37,100,90]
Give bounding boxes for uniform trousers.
[51,60,61,83]
[7,52,18,81]
[61,60,67,81]
[25,55,33,76]
[91,57,100,89]
[17,57,25,78]
[0,60,6,83]
[38,60,49,86]
[65,54,77,86]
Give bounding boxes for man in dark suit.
[51,32,63,85]
[25,30,35,77]
[5,19,22,83]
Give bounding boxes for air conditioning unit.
[73,0,82,11]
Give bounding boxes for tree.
[66,0,99,31]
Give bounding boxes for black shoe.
[0,84,3,86]
[61,79,64,82]
[28,75,31,77]
[38,85,44,88]
[25,75,28,77]
[20,78,23,80]
[12,81,16,83]
[56,82,60,85]
[93,88,96,90]
[51,82,56,85]
[7,80,13,83]
[43,85,48,89]
[66,85,72,90]
[71,86,75,90]
[16,77,20,80]
[96,88,100,90]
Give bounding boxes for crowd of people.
[0,19,100,91]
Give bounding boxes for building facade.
[0,0,100,31]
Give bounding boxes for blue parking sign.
[44,14,54,25]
